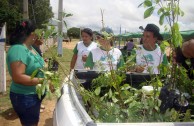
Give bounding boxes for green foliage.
[35,25,58,39]
[144,6,154,18]
[0,0,53,36]
[67,27,80,38]
[32,24,64,99]
[144,0,152,7]
[62,12,73,28]
[77,1,194,123]
[139,0,194,93]
[101,31,114,41]
[29,0,54,29]
[82,69,185,122]
[172,23,183,48]
[33,70,61,99]
[0,0,22,34]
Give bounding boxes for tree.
[1,0,53,34]
[0,0,22,34]
[67,27,80,38]
[28,0,54,29]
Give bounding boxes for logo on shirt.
[144,54,154,62]
[100,55,116,62]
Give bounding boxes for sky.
[50,0,194,35]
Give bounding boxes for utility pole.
[57,0,63,57]
[119,25,121,49]
[23,0,29,20]
[100,9,105,30]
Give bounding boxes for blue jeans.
[10,92,44,126]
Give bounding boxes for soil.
[0,40,77,126]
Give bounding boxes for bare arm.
[70,54,77,70]
[11,61,43,86]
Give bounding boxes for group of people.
[70,28,124,71]
[6,19,194,126]
[70,23,168,74]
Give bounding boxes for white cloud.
[50,0,194,34]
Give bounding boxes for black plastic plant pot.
[173,99,189,113]
[48,58,59,71]
[74,70,153,90]
[51,60,59,71]
[159,86,190,114]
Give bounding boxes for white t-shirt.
[136,45,165,74]
[75,41,97,69]
[90,47,122,71]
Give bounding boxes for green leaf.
[155,0,160,4]
[154,106,159,112]
[185,59,191,66]
[55,88,61,98]
[62,12,73,18]
[180,10,184,16]
[63,21,67,28]
[31,69,39,79]
[144,0,152,7]
[36,84,42,99]
[157,8,164,15]
[44,71,54,76]
[164,12,170,16]
[44,30,51,39]
[138,2,144,8]
[34,29,44,38]
[95,87,101,96]
[159,14,165,25]
[47,91,52,100]
[183,109,191,121]
[144,7,154,19]
[172,23,183,47]
[65,13,73,17]
[112,96,118,103]
[46,84,50,91]
[121,84,131,90]
[163,41,170,46]
[52,18,61,22]
[41,84,46,95]
[108,89,113,98]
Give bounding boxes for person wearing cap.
[70,28,98,70]
[84,33,124,71]
[133,24,168,74]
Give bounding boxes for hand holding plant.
[135,65,146,73]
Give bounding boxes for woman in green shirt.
[7,20,44,126]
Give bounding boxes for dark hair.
[9,20,36,45]
[144,24,162,39]
[81,28,93,37]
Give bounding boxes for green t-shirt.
[73,44,78,54]
[7,44,44,95]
